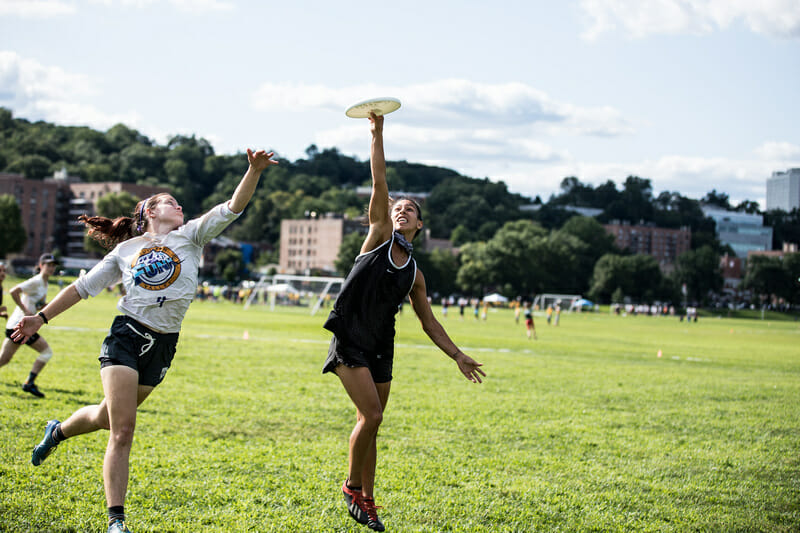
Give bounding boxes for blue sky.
[1,0,798,207]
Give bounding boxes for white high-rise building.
[766,168,800,212]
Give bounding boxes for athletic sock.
[52,424,66,443]
[26,371,37,384]
[108,506,125,524]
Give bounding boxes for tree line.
[1,107,798,307]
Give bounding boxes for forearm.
[229,165,263,214]
[368,130,389,224]
[38,284,82,323]
[423,320,461,360]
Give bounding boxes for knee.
[109,422,136,447]
[35,346,54,363]
[360,409,383,430]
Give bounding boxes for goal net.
[531,293,582,311]
[244,274,344,316]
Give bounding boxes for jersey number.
[156,296,167,308]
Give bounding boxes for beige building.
[280,216,366,274]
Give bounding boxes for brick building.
[0,171,169,261]
[603,222,691,270]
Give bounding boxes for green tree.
[6,154,52,179]
[558,216,618,292]
[0,194,26,256]
[589,254,664,303]
[765,208,800,250]
[414,248,460,297]
[741,255,793,304]
[672,246,723,305]
[215,248,243,282]
[335,231,365,276]
[456,241,489,296]
[96,191,140,219]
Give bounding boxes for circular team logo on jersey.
[131,247,182,291]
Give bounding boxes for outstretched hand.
[368,111,384,134]
[11,315,43,344]
[247,149,279,172]
[455,353,486,384]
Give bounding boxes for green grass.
[1,286,798,532]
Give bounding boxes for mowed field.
[1,283,798,532]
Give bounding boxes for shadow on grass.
[0,380,100,407]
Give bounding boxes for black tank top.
[324,235,417,353]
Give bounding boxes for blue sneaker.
[107,518,132,532]
[31,419,60,466]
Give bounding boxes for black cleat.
[31,419,60,466]
[342,480,368,525]
[22,382,45,398]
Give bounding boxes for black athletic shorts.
[99,315,179,387]
[5,328,40,346]
[323,334,393,383]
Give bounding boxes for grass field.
[1,282,799,532]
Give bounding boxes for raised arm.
[228,149,279,214]
[408,270,486,383]
[361,113,393,253]
[11,284,82,344]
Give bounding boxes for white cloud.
[253,79,632,162]
[253,79,629,133]
[755,141,800,160]
[0,50,140,131]
[580,0,800,40]
[496,152,786,208]
[0,0,76,17]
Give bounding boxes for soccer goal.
[245,274,344,316]
[532,293,582,311]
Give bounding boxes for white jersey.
[6,273,49,329]
[74,202,241,333]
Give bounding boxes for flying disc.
[345,97,401,119]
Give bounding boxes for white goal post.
[244,274,344,316]
[531,293,582,311]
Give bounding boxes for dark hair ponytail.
[78,215,139,249]
[79,194,165,249]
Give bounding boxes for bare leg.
[0,337,21,368]
[360,381,390,499]
[100,366,155,507]
[60,380,153,438]
[28,337,50,375]
[335,366,391,498]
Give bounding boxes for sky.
[1,0,799,208]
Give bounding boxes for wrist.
[37,311,48,324]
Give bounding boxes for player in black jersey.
[323,112,486,531]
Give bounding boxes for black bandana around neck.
[393,231,413,254]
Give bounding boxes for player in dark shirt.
[323,111,485,532]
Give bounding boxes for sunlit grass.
[1,285,798,532]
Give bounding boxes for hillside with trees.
[2,107,798,308]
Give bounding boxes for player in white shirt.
[14,148,278,533]
[0,253,59,397]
